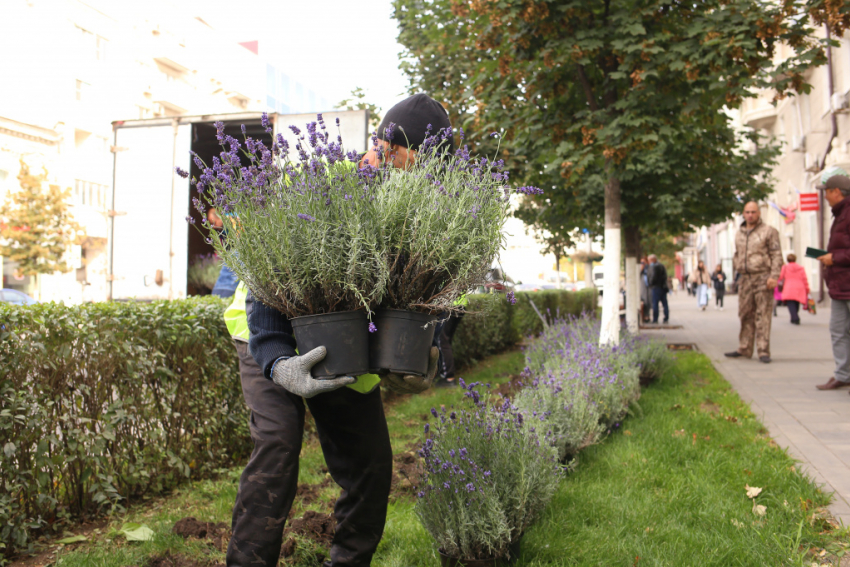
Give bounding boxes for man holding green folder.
[814,175,850,391]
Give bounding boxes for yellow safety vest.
[224,282,381,394]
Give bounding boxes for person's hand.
[383,347,440,394]
[271,347,356,398]
[819,253,834,267]
[766,278,778,290]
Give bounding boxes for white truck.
[107,109,370,301]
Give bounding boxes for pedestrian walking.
[778,254,809,325]
[711,264,727,310]
[647,254,669,324]
[815,175,850,391]
[773,284,782,317]
[690,260,711,311]
[225,94,453,567]
[725,201,783,363]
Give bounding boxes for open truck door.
[109,121,191,300]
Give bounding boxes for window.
[76,25,106,61]
[75,79,91,101]
[74,179,108,208]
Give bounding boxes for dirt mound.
[391,451,424,498]
[286,510,335,544]
[295,477,334,507]
[144,552,223,567]
[171,517,230,552]
[493,374,524,400]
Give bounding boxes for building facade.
[0,0,329,303]
[698,28,850,302]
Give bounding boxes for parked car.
[0,289,38,305]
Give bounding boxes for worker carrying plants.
[224,94,454,567]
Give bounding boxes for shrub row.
[452,288,599,366]
[416,316,672,562]
[0,298,249,560]
[0,288,595,559]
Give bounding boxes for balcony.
[740,91,778,130]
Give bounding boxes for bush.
[0,298,248,560]
[452,289,598,367]
[415,383,562,561]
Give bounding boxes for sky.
[182,0,413,117]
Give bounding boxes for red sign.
[800,193,820,212]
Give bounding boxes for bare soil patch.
[144,552,223,567]
[492,374,524,400]
[391,451,424,499]
[171,517,230,552]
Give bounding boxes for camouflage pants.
[226,341,393,567]
[737,274,773,358]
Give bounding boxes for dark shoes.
[816,377,850,391]
[759,356,771,363]
[725,351,743,358]
[724,351,769,362]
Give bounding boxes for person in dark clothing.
[711,264,727,310]
[816,175,850,391]
[647,254,669,324]
[227,94,453,567]
[435,309,465,387]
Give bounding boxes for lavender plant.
[183,115,539,318]
[628,335,674,383]
[416,381,561,561]
[373,128,535,313]
[184,114,388,317]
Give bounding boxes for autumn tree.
[394,0,837,342]
[0,161,83,277]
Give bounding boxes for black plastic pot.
[369,309,437,377]
[290,310,369,379]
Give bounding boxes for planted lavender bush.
[185,114,387,317]
[187,253,221,293]
[521,316,641,431]
[627,335,674,384]
[416,380,561,561]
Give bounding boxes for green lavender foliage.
[415,386,561,561]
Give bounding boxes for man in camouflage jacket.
[726,201,783,363]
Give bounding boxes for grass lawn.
[39,348,848,567]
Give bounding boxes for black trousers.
[787,300,800,323]
[715,288,725,307]
[227,341,393,567]
[437,312,465,378]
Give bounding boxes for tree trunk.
[555,251,562,289]
[599,170,621,346]
[624,225,641,334]
[584,233,594,288]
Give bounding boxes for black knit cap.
[377,93,454,153]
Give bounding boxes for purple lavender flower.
[507,291,517,305]
[516,186,544,195]
[175,166,189,179]
[261,112,272,133]
[369,322,377,333]
[297,213,316,222]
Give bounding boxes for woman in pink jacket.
[778,253,810,325]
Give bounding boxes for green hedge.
[453,289,598,367]
[0,298,248,559]
[0,289,596,559]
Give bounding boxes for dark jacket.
[648,262,668,289]
[711,270,727,291]
[827,198,850,300]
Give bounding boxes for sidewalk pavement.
[644,290,850,523]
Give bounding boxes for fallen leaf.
[56,535,87,545]
[746,485,763,499]
[624,430,632,436]
[725,415,738,423]
[753,503,766,516]
[692,433,697,446]
[672,429,686,438]
[118,523,154,542]
[731,519,745,528]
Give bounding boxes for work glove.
[271,347,356,398]
[383,347,440,394]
